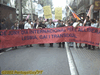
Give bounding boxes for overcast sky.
[52,0,66,9]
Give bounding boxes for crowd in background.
[0,16,100,50]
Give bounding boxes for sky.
[52,0,66,9]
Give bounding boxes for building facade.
[66,0,95,20]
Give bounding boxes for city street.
[70,44,100,75]
[0,0,100,75]
[0,44,71,75]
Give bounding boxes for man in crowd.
[34,20,38,29]
[50,19,55,26]
[84,16,91,49]
[56,20,61,27]
[19,20,24,29]
[57,21,65,48]
[69,19,74,26]
[11,22,19,49]
[0,19,7,30]
[73,19,83,48]
[45,19,49,26]
[38,21,46,47]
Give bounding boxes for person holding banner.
[19,20,24,29]
[56,20,61,27]
[11,22,19,50]
[90,19,98,50]
[47,21,54,47]
[84,16,91,49]
[24,19,33,47]
[0,19,7,30]
[65,20,69,27]
[73,19,83,48]
[38,21,46,47]
[34,20,38,29]
[50,19,55,26]
[58,21,65,48]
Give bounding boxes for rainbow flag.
[67,5,81,20]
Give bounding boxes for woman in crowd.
[47,21,54,47]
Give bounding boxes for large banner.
[43,6,52,19]
[55,7,62,20]
[0,26,100,48]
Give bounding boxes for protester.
[56,20,61,27]
[45,19,49,26]
[47,21,54,47]
[90,19,98,50]
[91,19,98,28]
[24,19,33,47]
[34,20,38,29]
[58,21,65,48]
[65,20,69,26]
[36,21,40,29]
[38,21,46,47]
[84,16,91,49]
[73,19,83,48]
[0,19,7,30]
[68,19,74,47]
[30,20,35,29]
[19,20,24,29]
[50,19,55,26]
[11,22,19,49]
[69,19,74,26]
[96,20,99,28]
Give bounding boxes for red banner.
[0,26,100,48]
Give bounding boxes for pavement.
[70,43,100,75]
[1,43,100,75]
[0,44,71,75]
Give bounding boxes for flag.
[83,5,93,26]
[26,15,30,20]
[67,5,81,20]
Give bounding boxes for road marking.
[0,48,12,56]
[6,48,12,52]
[65,42,79,75]
[0,52,4,55]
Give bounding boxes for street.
[0,44,71,75]
[0,0,100,75]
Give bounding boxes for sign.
[43,6,52,19]
[94,0,100,10]
[55,7,62,20]
[0,26,100,49]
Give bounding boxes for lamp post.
[18,0,22,21]
[0,0,3,4]
[30,0,33,21]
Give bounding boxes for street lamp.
[30,0,38,21]
[30,0,33,21]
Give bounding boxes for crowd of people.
[0,16,100,50]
